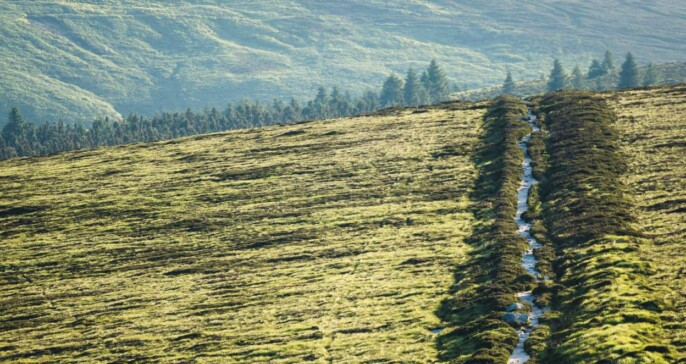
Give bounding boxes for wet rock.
[502,313,530,327]
[506,303,525,312]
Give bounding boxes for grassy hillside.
[438,97,534,363]
[605,86,686,358]
[0,103,485,362]
[533,92,674,362]
[0,85,684,363]
[2,1,686,124]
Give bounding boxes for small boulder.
[502,313,530,327]
[506,303,525,312]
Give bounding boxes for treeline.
[502,50,665,95]
[546,50,650,91]
[0,60,452,160]
[379,59,452,107]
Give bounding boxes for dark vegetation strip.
[524,130,555,288]
[437,96,534,363]
[533,91,675,362]
[518,110,556,361]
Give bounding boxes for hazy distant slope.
[1,0,685,124]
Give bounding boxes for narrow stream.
[507,110,548,364]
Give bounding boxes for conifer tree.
[362,90,380,112]
[502,71,515,95]
[593,78,605,91]
[618,52,639,89]
[420,71,431,98]
[403,67,425,107]
[284,98,302,122]
[642,63,660,87]
[588,59,605,79]
[547,59,568,92]
[602,49,615,73]
[2,107,27,142]
[571,65,584,90]
[271,99,285,121]
[380,74,404,108]
[329,86,351,116]
[313,87,330,118]
[426,59,450,103]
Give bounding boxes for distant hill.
[1,1,686,125]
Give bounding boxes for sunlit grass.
[0,104,484,362]
[0,85,683,362]
[605,86,686,359]
[533,89,683,362]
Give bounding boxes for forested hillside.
[0,60,454,160]
[2,1,685,124]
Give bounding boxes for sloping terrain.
[532,92,674,362]
[605,86,686,358]
[0,103,485,362]
[2,1,686,124]
[0,86,684,363]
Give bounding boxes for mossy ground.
[437,96,533,364]
[0,104,485,363]
[532,90,680,363]
[604,86,686,360]
[0,85,684,363]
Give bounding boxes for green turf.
[437,96,534,364]
[531,90,678,363]
[0,103,484,362]
[0,86,684,363]
[605,86,686,360]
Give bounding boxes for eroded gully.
[507,110,549,364]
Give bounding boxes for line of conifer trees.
[0,94,366,160]
[502,50,663,95]
[379,59,452,108]
[0,60,452,160]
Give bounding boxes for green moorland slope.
[437,97,534,363]
[606,86,686,358]
[529,91,676,362]
[0,86,684,363]
[2,1,686,124]
[0,103,486,362]
[530,87,686,362]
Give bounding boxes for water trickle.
[507,110,548,364]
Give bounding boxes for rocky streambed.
[506,110,548,364]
